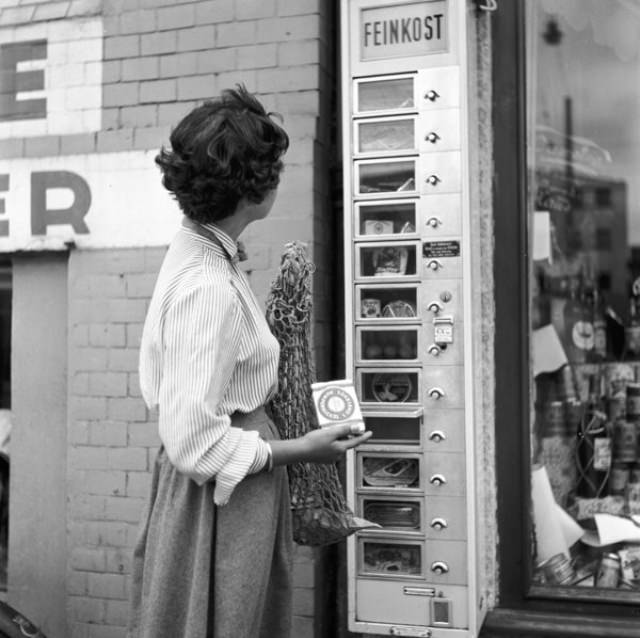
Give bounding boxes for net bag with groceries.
[266,242,378,546]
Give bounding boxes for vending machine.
[340,0,485,636]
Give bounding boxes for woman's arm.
[269,423,372,468]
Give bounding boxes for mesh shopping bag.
[266,242,377,546]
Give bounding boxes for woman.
[127,85,370,638]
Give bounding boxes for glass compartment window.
[356,118,416,154]
[356,77,415,113]
[527,1,640,598]
[357,202,417,237]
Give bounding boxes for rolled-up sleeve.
[158,274,270,505]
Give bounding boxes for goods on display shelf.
[532,356,640,591]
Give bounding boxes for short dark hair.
[155,85,289,223]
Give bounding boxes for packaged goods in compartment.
[360,454,420,490]
[357,200,418,238]
[357,241,419,280]
[357,284,418,321]
[359,537,423,577]
[359,327,418,362]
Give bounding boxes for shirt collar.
[182,217,246,263]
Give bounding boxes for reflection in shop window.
[0,262,10,592]
[528,1,640,595]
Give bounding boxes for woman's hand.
[300,424,372,464]
[269,424,371,468]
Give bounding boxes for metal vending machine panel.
[340,1,485,636]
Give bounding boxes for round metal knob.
[430,517,448,530]
[425,131,440,144]
[424,89,440,102]
[427,259,442,271]
[426,216,442,228]
[431,561,449,575]
[428,344,442,357]
[427,300,443,314]
[428,387,445,399]
[426,174,441,186]
[429,430,446,443]
[429,473,447,486]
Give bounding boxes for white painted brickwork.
[1,1,334,637]
[0,17,102,138]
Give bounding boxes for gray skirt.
[127,408,293,638]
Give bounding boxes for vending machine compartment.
[363,411,423,446]
[359,496,424,533]
[356,240,420,280]
[357,326,420,363]
[358,452,422,491]
[357,368,421,406]
[357,283,419,321]
[355,200,418,239]
[354,74,417,116]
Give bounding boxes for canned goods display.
[608,462,630,495]
[542,553,575,585]
[626,383,640,419]
[612,419,638,464]
[630,463,640,484]
[542,401,566,437]
[595,553,621,588]
[607,393,626,422]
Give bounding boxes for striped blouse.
[139,220,278,505]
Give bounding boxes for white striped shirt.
[139,220,278,505]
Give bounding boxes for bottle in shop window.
[576,374,612,498]
[626,279,640,358]
[591,288,608,361]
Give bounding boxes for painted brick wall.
[0,1,335,637]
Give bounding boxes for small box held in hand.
[311,379,366,435]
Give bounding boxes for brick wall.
[0,0,336,636]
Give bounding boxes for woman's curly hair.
[156,85,289,223]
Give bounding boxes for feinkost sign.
[360,0,448,60]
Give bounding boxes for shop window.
[528,0,640,602]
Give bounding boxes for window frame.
[486,0,640,634]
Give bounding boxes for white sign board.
[360,0,448,61]
[0,18,102,138]
[0,151,181,251]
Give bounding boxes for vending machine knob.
[428,387,445,399]
[426,174,441,186]
[431,561,450,575]
[429,473,447,486]
[427,300,444,314]
[424,89,440,102]
[425,131,441,144]
[428,344,442,357]
[426,216,442,228]
[426,259,442,271]
[430,517,448,530]
[429,430,446,442]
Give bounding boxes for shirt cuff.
[212,430,267,506]
[247,438,271,474]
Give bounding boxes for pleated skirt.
[127,408,293,638]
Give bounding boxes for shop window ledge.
[481,608,640,638]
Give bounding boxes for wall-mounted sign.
[0,151,179,251]
[0,17,102,138]
[360,0,448,61]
